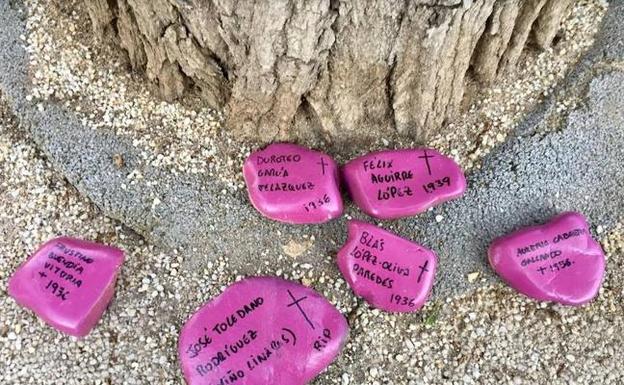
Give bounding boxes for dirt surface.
[0,0,620,301]
[1,0,624,384]
[0,92,623,384]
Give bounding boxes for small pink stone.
[342,148,466,219]
[337,220,437,313]
[8,237,124,337]
[243,143,343,224]
[178,277,349,385]
[488,212,606,306]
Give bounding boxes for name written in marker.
[257,167,289,178]
[55,242,94,264]
[194,329,258,376]
[370,170,413,184]
[257,182,315,192]
[212,297,265,336]
[377,186,413,201]
[363,157,394,172]
[256,154,301,165]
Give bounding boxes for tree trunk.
[84,0,573,147]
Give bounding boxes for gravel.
[1,0,624,384]
[0,0,619,301]
[1,95,623,384]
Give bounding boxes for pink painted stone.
[488,212,606,306]
[178,277,348,385]
[8,237,124,337]
[243,143,343,224]
[342,148,466,219]
[337,220,437,313]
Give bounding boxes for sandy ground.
[2,0,621,305]
[1,0,624,384]
[1,92,623,385]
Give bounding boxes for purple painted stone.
[488,212,606,306]
[337,220,437,313]
[243,143,343,224]
[178,277,349,385]
[8,237,124,337]
[342,148,466,219]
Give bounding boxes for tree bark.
[84,0,573,147]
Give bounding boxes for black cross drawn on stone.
[287,289,315,330]
[317,157,328,176]
[537,266,547,275]
[38,271,47,278]
[418,150,435,176]
[417,260,429,283]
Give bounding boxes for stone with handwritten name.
[178,276,349,385]
[337,220,437,313]
[243,143,343,224]
[342,148,466,219]
[488,212,605,306]
[8,237,124,337]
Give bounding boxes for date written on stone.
[422,177,451,194]
[178,277,349,385]
[243,143,343,224]
[44,280,70,300]
[303,193,331,212]
[342,148,466,219]
[489,212,605,306]
[337,220,437,313]
[8,237,125,337]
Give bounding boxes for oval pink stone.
[342,148,466,219]
[8,237,124,337]
[337,220,437,312]
[178,277,349,385]
[243,143,343,224]
[488,212,606,306]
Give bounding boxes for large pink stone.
[488,212,606,306]
[342,148,466,219]
[8,237,124,337]
[337,220,437,313]
[243,143,343,224]
[178,277,349,385]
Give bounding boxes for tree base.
[85,0,573,146]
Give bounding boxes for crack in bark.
[385,0,410,135]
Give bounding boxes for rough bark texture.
[472,0,521,83]
[533,0,575,49]
[84,0,573,146]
